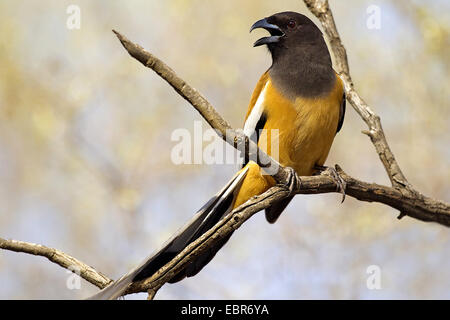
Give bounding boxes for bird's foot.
[281,167,301,196]
[314,165,346,203]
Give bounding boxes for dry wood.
[0,237,112,289]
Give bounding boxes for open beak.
[250,18,284,47]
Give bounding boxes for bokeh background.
[0,0,448,299]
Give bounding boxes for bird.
[88,11,345,300]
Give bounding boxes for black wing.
[336,92,346,134]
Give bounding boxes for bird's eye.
[287,20,296,29]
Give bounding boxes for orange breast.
[258,75,343,176]
[234,73,344,210]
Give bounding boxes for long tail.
[87,167,249,300]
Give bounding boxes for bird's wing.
[335,74,346,134]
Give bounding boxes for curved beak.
[250,18,284,47]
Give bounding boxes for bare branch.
[2,162,448,298]
[0,237,112,289]
[124,168,450,297]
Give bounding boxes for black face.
[249,12,335,99]
[250,11,323,49]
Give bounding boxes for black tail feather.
[86,167,248,300]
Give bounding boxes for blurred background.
[0,0,448,299]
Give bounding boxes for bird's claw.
[282,167,301,196]
[315,165,346,203]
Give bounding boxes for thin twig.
[0,237,112,289]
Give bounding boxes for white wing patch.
[243,81,269,138]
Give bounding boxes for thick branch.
[0,237,112,289]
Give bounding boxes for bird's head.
[250,11,325,58]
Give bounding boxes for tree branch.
[1,162,448,298]
[123,167,449,296]
[0,237,112,289]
